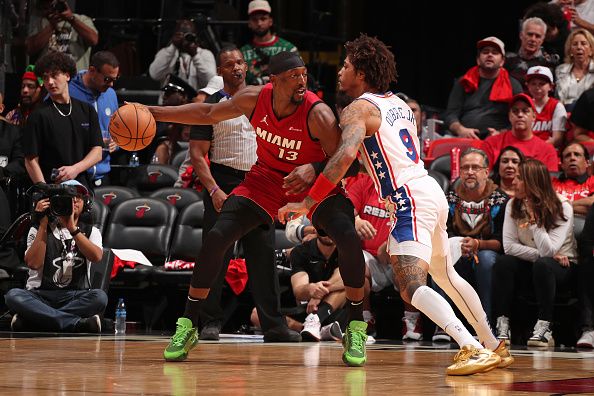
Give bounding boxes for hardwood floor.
[1,333,593,395]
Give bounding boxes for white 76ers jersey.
[356,92,428,199]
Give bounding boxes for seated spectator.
[552,142,594,216]
[5,66,43,128]
[4,180,107,332]
[523,2,569,63]
[68,51,120,187]
[22,52,103,192]
[26,0,98,71]
[347,171,421,341]
[250,234,346,342]
[481,93,559,172]
[442,36,523,139]
[554,28,594,111]
[505,17,559,88]
[576,203,594,348]
[491,146,526,198]
[525,66,568,148]
[571,85,594,142]
[493,159,577,347]
[148,18,216,103]
[444,148,509,323]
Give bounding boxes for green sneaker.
[163,317,198,361]
[342,320,368,367]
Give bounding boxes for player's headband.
[269,52,305,75]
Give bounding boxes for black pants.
[492,254,575,321]
[198,163,277,331]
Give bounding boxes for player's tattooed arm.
[321,99,379,183]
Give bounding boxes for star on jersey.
[370,151,379,160]
[374,161,383,169]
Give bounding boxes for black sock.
[346,299,364,323]
[316,301,333,324]
[183,296,204,327]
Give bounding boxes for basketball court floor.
[1,331,594,395]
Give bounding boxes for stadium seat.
[149,186,202,213]
[424,138,478,167]
[428,155,452,182]
[130,164,179,195]
[90,199,110,235]
[427,169,450,192]
[94,185,140,210]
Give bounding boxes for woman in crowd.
[491,146,525,197]
[493,159,577,347]
[555,28,594,111]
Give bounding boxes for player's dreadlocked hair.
[344,33,398,92]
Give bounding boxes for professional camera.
[183,32,197,43]
[29,183,78,217]
[50,0,68,13]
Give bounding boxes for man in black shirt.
[22,51,102,191]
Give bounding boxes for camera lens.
[184,33,197,43]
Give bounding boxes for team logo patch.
[135,204,151,218]
[102,192,117,205]
[166,194,181,205]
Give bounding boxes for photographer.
[149,18,216,103]
[26,0,98,71]
[4,180,107,333]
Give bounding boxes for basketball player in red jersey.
[147,51,367,366]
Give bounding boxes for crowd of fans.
[0,0,593,348]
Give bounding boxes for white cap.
[477,36,505,56]
[61,179,89,196]
[526,66,554,84]
[199,76,224,96]
[248,0,271,15]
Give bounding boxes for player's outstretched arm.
[146,86,261,125]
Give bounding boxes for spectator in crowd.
[552,142,594,216]
[571,85,594,142]
[554,28,594,111]
[149,18,216,102]
[524,2,569,63]
[4,180,107,333]
[481,93,559,172]
[491,146,526,198]
[445,148,509,323]
[505,17,559,88]
[240,0,299,85]
[525,66,568,148]
[68,51,120,187]
[139,74,196,165]
[5,66,43,128]
[493,159,577,347]
[23,52,103,191]
[26,0,98,72]
[187,46,273,341]
[576,203,594,348]
[0,92,26,224]
[442,36,523,139]
[554,0,594,34]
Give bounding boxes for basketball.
[108,103,156,151]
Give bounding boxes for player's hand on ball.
[278,201,309,224]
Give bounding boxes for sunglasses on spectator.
[98,71,120,83]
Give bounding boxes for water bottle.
[115,298,127,335]
[129,152,139,167]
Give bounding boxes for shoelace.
[532,323,548,339]
[349,328,365,353]
[497,318,509,337]
[171,324,192,347]
[452,347,476,363]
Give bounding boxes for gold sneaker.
[493,340,514,368]
[446,345,501,376]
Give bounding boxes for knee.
[92,290,108,311]
[4,288,27,309]
[533,257,553,276]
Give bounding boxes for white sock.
[404,311,420,320]
[363,310,374,323]
[411,285,482,349]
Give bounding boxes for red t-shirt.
[481,131,559,172]
[347,173,391,256]
[552,175,594,202]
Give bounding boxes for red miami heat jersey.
[250,83,327,174]
[532,97,559,141]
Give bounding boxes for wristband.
[308,173,335,202]
[209,185,219,197]
[70,228,81,237]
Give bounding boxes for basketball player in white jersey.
[278,34,513,375]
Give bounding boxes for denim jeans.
[5,288,108,331]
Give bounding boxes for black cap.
[162,74,198,99]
